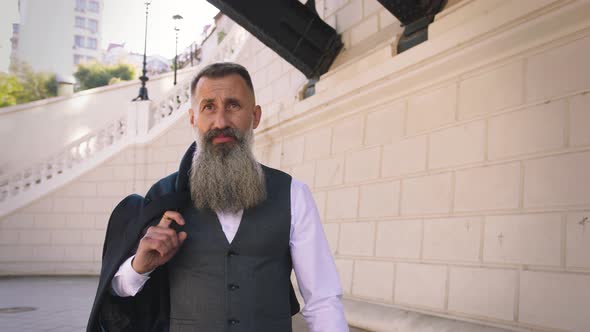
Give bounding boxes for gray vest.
[168,166,293,332]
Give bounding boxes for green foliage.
[217,30,226,44]
[74,62,136,90]
[0,73,23,107]
[0,61,57,107]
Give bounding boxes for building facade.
[12,0,103,77]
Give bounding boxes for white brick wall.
[570,93,590,147]
[375,220,422,259]
[335,259,354,294]
[304,127,332,161]
[483,214,561,266]
[358,181,400,218]
[338,222,375,256]
[526,35,590,102]
[344,147,381,183]
[332,116,364,154]
[395,263,447,310]
[458,61,524,120]
[407,84,457,135]
[519,271,590,332]
[401,173,452,215]
[326,187,359,220]
[423,217,482,262]
[381,135,427,177]
[566,211,590,269]
[315,157,345,187]
[524,151,590,208]
[428,120,485,169]
[281,136,305,167]
[448,267,516,321]
[488,101,566,160]
[352,260,394,301]
[364,102,405,146]
[454,163,521,212]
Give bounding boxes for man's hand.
[132,211,188,274]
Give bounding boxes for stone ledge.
[343,298,517,332]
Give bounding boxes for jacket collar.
[175,142,196,193]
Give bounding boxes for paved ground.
[0,276,366,331]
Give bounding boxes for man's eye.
[203,104,214,111]
[228,102,239,109]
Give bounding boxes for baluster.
[95,130,105,151]
[44,159,55,180]
[0,178,8,202]
[116,119,126,140]
[55,153,65,175]
[69,145,79,166]
[22,168,33,190]
[11,173,23,196]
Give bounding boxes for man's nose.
[212,109,229,129]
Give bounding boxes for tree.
[74,62,136,91]
[0,61,57,107]
[0,73,24,107]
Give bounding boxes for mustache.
[203,127,243,143]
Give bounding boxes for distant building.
[11,0,104,77]
[102,42,171,77]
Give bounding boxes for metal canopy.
[377,0,447,53]
[206,0,343,79]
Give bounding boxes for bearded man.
[87,62,348,332]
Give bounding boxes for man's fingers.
[178,231,187,243]
[158,210,186,227]
[143,233,173,253]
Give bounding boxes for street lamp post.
[172,14,183,86]
[134,0,152,101]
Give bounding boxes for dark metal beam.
[377,0,447,53]
[206,0,343,79]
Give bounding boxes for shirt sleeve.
[290,179,349,332]
[110,255,152,297]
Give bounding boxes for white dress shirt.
[111,178,349,332]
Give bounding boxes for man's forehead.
[193,75,254,104]
[196,75,247,94]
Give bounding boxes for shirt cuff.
[110,255,152,297]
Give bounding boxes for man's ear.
[252,105,262,129]
[188,107,196,127]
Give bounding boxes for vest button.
[228,283,240,290]
[227,250,239,257]
[228,319,240,325]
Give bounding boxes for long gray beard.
[189,127,266,213]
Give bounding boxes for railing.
[0,23,251,215]
[149,23,249,130]
[0,117,127,203]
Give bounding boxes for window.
[87,37,97,49]
[86,56,96,62]
[87,19,98,33]
[88,0,99,12]
[74,35,84,48]
[75,0,86,11]
[75,16,85,28]
[12,23,19,34]
[74,54,84,65]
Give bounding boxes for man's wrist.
[130,256,153,275]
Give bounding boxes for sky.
[0,0,220,72]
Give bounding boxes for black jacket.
[86,142,299,332]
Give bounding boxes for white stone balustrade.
[0,117,127,205]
